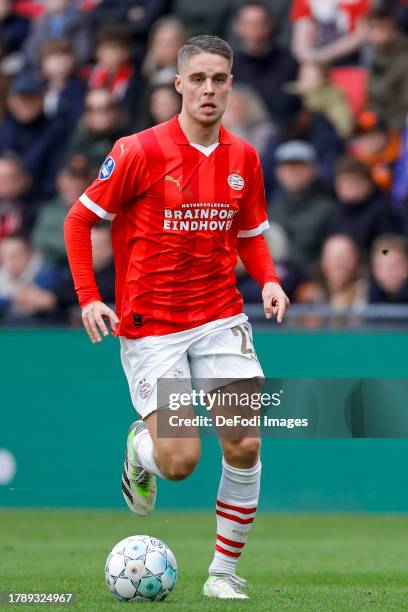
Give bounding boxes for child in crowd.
[286,62,354,137]
[88,24,141,117]
[39,38,84,126]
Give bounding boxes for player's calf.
[143,410,201,481]
[222,436,260,468]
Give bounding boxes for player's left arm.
[237,235,289,323]
[237,148,289,323]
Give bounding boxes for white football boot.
[121,421,157,516]
[203,574,249,600]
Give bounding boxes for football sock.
[209,457,261,576]
[133,428,164,478]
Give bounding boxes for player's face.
[175,52,232,125]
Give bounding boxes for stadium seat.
[328,67,368,118]
[14,1,44,19]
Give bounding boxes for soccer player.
[64,35,289,600]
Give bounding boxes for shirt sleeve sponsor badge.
[99,156,116,180]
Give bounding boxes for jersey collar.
[168,114,232,145]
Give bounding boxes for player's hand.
[262,282,290,324]
[82,301,119,343]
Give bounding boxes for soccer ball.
[105,535,177,602]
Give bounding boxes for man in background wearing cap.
[0,71,70,202]
[269,140,336,275]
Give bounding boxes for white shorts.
[120,313,264,419]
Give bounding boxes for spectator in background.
[0,71,70,201]
[24,0,92,67]
[142,17,187,83]
[87,0,173,67]
[14,224,115,322]
[32,160,91,267]
[286,62,354,137]
[270,141,335,275]
[222,84,275,157]
[291,0,369,67]
[261,96,343,197]
[39,39,85,127]
[0,233,59,322]
[230,1,298,121]
[384,0,408,34]
[348,111,400,192]
[0,0,29,56]
[89,24,142,119]
[140,83,182,129]
[365,7,408,131]
[369,234,408,303]
[66,88,130,175]
[0,152,33,238]
[295,234,367,309]
[173,0,234,39]
[328,156,395,253]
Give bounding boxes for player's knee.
[162,453,199,481]
[223,437,260,467]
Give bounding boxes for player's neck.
[178,112,221,147]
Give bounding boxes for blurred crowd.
[1,0,408,326]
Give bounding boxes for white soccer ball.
[105,535,177,602]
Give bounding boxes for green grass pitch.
[0,510,407,611]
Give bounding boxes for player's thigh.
[189,319,264,385]
[189,324,263,466]
[120,335,191,420]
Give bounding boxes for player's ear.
[229,74,233,92]
[174,74,182,94]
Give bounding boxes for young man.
[64,35,289,600]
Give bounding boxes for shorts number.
[232,325,254,355]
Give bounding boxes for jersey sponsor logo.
[163,203,237,231]
[228,174,244,191]
[99,156,115,180]
[165,174,183,190]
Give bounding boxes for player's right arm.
[64,201,119,343]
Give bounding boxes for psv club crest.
[227,173,244,191]
[138,378,152,400]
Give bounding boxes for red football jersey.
[79,115,270,339]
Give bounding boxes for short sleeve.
[290,0,311,21]
[238,153,270,238]
[79,138,145,221]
